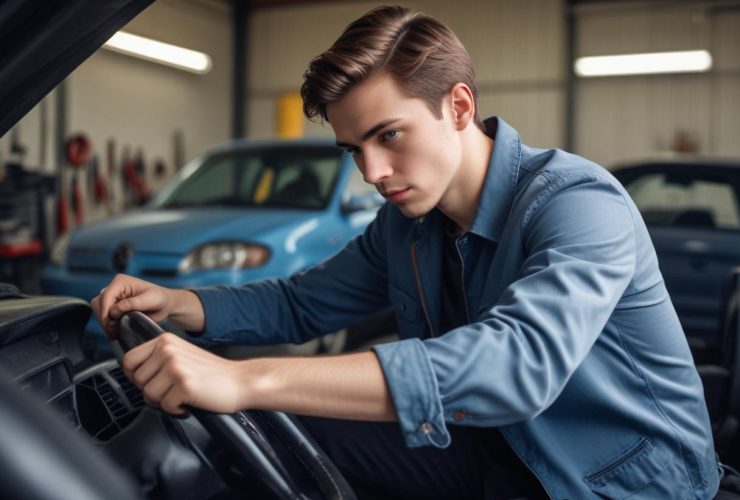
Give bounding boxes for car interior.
[0,283,356,499]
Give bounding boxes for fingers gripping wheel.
[117,312,356,500]
[119,312,164,351]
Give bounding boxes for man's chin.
[397,203,431,220]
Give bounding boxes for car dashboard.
[0,291,244,499]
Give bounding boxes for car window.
[156,146,342,209]
[164,158,237,206]
[625,172,740,230]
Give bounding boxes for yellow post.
[277,91,304,139]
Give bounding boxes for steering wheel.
[117,311,355,500]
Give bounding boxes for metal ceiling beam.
[232,0,250,138]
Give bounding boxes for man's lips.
[383,188,410,202]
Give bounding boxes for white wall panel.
[574,2,740,166]
[69,0,232,172]
[425,0,564,83]
[1,0,231,172]
[0,0,233,225]
[577,5,711,56]
[576,75,712,167]
[714,76,740,157]
[479,88,563,149]
[713,10,740,71]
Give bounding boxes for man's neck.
[438,126,494,233]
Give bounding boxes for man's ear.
[448,82,475,131]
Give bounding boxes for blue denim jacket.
[194,118,719,499]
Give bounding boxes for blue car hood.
[70,208,318,253]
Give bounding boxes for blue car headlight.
[178,242,271,273]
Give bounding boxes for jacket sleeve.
[191,205,391,345]
[373,173,637,448]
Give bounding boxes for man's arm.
[245,350,397,421]
[123,332,397,421]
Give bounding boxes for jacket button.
[452,410,466,422]
[417,216,425,224]
[419,422,433,434]
[397,303,406,312]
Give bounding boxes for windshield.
[156,146,343,210]
[624,170,740,230]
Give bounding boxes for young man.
[92,6,720,499]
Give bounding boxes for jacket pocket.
[388,284,419,325]
[583,437,672,499]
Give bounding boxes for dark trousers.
[297,416,549,500]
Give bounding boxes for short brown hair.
[301,5,481,127]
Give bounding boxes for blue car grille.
[67,246,182,276]
[67,247,113,272]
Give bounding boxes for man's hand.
[123,333,249,415]
[91,274,176,340]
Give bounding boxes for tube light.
[574,50,712,77]
[103,31,212,74]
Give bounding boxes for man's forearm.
[240,350,397,421]
[168,289,206,333]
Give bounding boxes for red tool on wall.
[90,155,111,214]
[106,138,116,211]
[70,173,83,225]
[65,134,92,226]
[123,148,149,206]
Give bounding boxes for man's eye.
[383,129,400,141]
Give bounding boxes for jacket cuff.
[373,338,450,449]
[187,286,234,343]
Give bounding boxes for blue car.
[42,139,383,352]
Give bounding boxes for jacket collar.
[468,116,522,243]
[413,117,522,243]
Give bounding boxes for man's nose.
[361,150,392,184]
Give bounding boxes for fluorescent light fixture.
[574,50,712,77]
[103,31,212,74]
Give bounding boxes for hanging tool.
[173,129,184,171]
[154,158,167,180]
[106,138,116,212]
[90,155,111,213]
[124,148,149,206]
[122,147,135,208]
[64,133,92,227]
[56,193,69,235]
[70,171,83,225]
[65,134,92,167]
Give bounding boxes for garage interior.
[1,0,740,497]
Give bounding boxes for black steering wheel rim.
[118,311,355,500]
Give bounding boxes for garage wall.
[68,0,233,180]
[574,2,740,167]
[0,0,232,184]
[247,0,566,149]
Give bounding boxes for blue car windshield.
[156,146,344,210]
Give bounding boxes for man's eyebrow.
[336,118,402,148]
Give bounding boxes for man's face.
[326,72,462,219]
